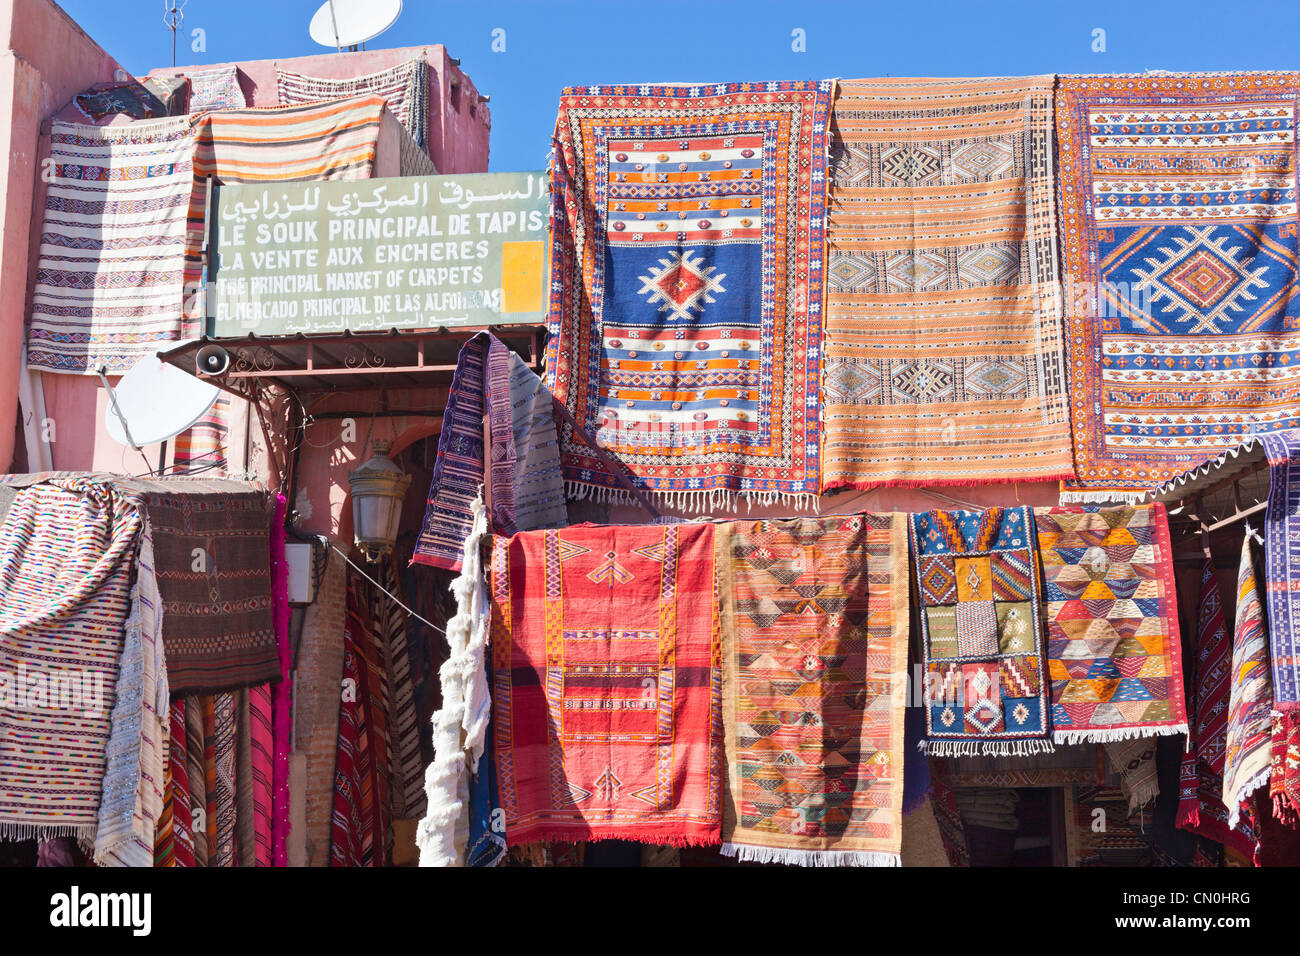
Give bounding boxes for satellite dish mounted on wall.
[103,353,221,450]
[309,0,402,52]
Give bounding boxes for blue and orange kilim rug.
[546,82,832,509]
[911,507,1054,757]
[1056,73,1300,501]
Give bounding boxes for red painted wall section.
[0,0,129,472]
[147,44,492,174]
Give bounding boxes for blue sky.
[61,0,1300,171]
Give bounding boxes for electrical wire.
[327,541,446,636]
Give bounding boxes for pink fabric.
[270,493,292,866]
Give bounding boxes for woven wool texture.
[547,82,832,507]
[821,77,1071,488]
[1055,73,1300,501]
[719,514,909,866]
[913,506,1053,756]
[27,118,196,374]
[491,522,723,846]
[1035,504,1189,745]
[0,479,141,841]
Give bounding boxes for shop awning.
[156,325,546,399]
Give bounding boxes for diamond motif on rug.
[891,360,954,403]
[636,249,727,322]
[880,145,941,185]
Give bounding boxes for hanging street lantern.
[347,438,412,562]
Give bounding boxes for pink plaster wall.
[0,0,128,472]
[148,44,492,174]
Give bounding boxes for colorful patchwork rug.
[1223,536,1274,829]
[1035,503,1188,744]
[1055,73,1300,501]
[0,478,141,841]
[912,506,1053,756]
[277,57,428,148]
[1177,559,1259,858]
[413,332,567,570]
[27,118,196,374]
[137,481,279,694]
[822,77,1071,488]
[547,82,831,508]
[491,522,723,846]
[718,514,909,866]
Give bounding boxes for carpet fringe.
[1054,724,1187,746]
[719,842,899,867]
[1227,765,1273,831]
[0,822,97,842]
[563,480,820,514]
[1058,488,1149,505]
[822,473,1074,493]
[918,738,1056,757]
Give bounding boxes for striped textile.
[202,696,218,861]
[821,77,1071,488]
[183,96,385,323]
[375,559,425,820]
[186,696,209,866]
[28,118,196,374]
[172,396,229,476]
[1224,536,1274,830]
[156,698,195,866]
[1177,559,1259,859]
[94,520,169,867]
[330,572,391,866]
[0,478,141,841]
[248,684,273,865]
[269,493,292,866]
[211,691,238,866]
[235,686,273,866]
[276,57,428,147]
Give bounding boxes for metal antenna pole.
[162,1,187,68]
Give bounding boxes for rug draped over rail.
[719,514,908,865]
[277,57,429,148]
[821,77,1071,488]
[546,82,832,509]
[27,117,196,374]
[1055,73,1300,501]
[0,478,142,842]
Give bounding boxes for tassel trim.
[918,737,1056,757]
[564,480,821,514]
[719,842,899,867]
[1054,724,1187,746]
[821,472,1074,493]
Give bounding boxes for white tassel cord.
[1054,724,1188,747]
[719,843,899,868]
[416,492,490,868]
[919,738,1057,758]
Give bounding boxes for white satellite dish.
[104,353,220,448]
[309,0,402,49]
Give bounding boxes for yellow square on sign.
[501,240,544,313]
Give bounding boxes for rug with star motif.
[546,82,831,508]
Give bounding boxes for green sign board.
[209,172,549,335]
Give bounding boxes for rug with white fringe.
[1034,503,1189,746]
[719,514,908,866]
[546,81,832,511]
[1223,534,1274,831]
[912,506,1054,757]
